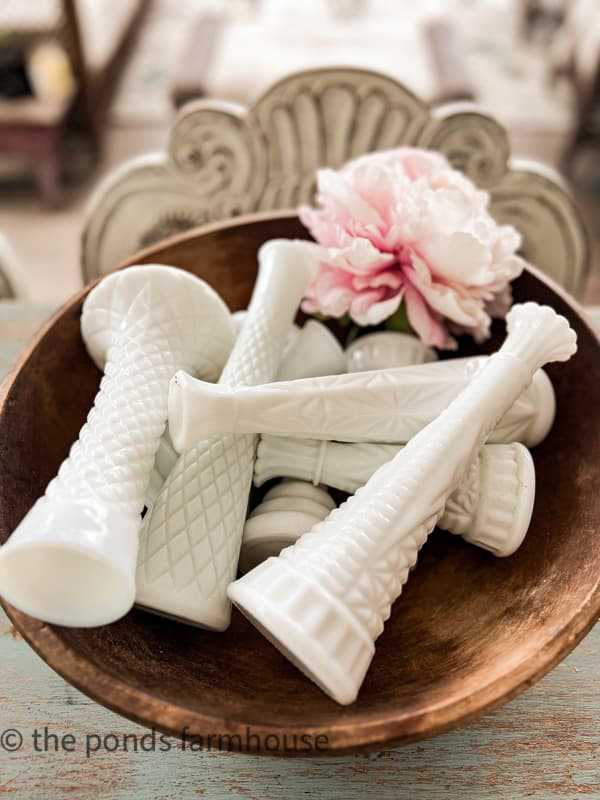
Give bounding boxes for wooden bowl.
[1,212,599,755]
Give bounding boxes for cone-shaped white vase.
[229,303,576,704]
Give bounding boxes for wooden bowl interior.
[1,214,599,753]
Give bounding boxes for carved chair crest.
[82,67,588,295]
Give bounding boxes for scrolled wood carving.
[82,67,588,295]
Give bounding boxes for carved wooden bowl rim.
[2,211,599,756]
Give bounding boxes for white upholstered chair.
[81,67,589,297]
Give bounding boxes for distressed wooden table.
[1,303,599,799]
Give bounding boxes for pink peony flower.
[299,148,527,349]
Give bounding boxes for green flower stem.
[307,301,415,349]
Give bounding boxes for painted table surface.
[1,302,600,800]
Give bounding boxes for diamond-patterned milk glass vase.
[145,429,179,511]
[75,269,208,514]
[229,303,577,704]
[0,266,234,627]
[136,240,320,630]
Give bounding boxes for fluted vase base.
[229,558,374,705]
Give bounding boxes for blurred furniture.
[520,0,566,43]
[0,0,147,134]
[62,0,148,135]
[423,19,475,104]
[0,96,70,206]
[170,13,225,109]
[82,66,589,296]
[0,0,147,204]
[0,234,27,299]
[551,0,600,169]
[169,13,475,110]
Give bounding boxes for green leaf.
[309,311,353,327]
[384,301,413,334]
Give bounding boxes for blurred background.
[0,0,598,305]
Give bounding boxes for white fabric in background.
[204,12,436,105]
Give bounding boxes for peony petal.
[419,232,493,285]
[485,284,512,318]
[350,289,404,327]
[406,255,485,328]
[298,206,348,248]
[325,237,395,274]
[424,188,476,234]
[352,268,403,291]
[404,282,455,349]
[317,169,384,228]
